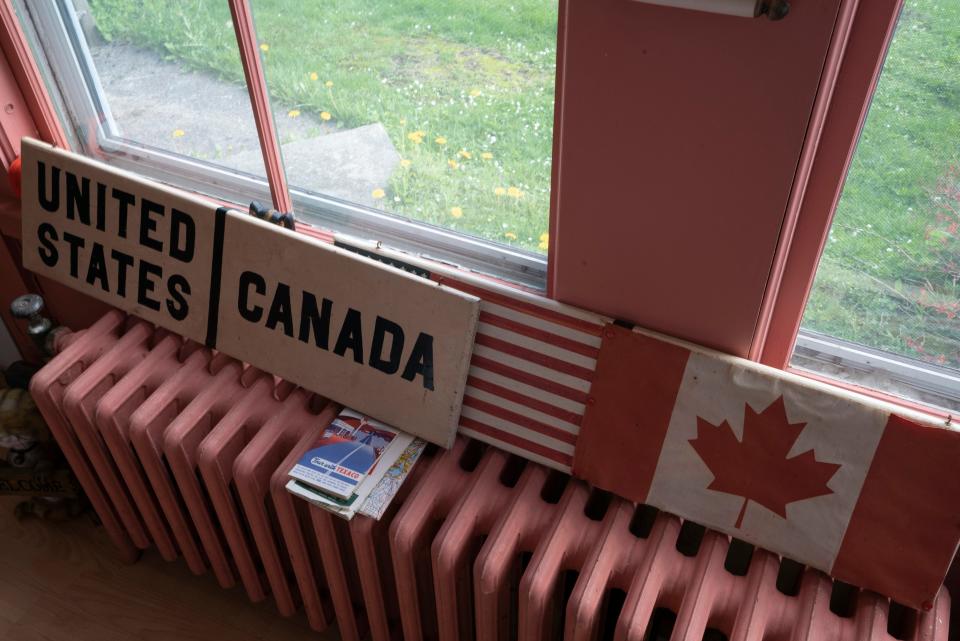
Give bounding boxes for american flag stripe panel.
[439,275,608,471]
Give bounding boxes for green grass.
[802,0,960,370]
[89,0,557,253]
[90,0,959,370]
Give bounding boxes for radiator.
[29,312,950,641]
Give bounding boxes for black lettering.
[137,259,162,311]
[85,242,109,291]
[62,231,85,278]
[238,270,265,323]
[369,316,405,375]
[95,182,106,231]
[170,208,195,263]
[110,249,134,297]
[298,292,331,349]
[333,308,364,364]
[37,161,59,212]
[166,274,190,321]
[402,333,435,390]
[265,282,294,337]
[37,222,58,267]
[112,188,135,238]
[139,198,164,252]
[65,173,90,224]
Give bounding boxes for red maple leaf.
[688,396,841,529]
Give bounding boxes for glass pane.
[247,0,557,253]
[35,0,268,185]
[799,2,960,379]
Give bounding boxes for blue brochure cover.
[289,409,399,499]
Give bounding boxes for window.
[18,1,274,207]
[17,0,556,288]
[795,0,960,413]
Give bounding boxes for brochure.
[286,437,427,520]
[289,409,410,500]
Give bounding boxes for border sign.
[20,138,479,447]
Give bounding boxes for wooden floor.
[0,497,340,640]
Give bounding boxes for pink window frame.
[743,0,956,417]
[0,0,67,160]
[751,0,904,368]
[226,0,293,215]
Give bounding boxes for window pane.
[797,1,960,408]
[247,0,557,254]
[25,0,269,200]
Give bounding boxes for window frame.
[17,0,550,290]
[749,0,958,416]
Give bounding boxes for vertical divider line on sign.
[204,206,228,348]
[226,0,294,215]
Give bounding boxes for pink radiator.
[30,313,950,641]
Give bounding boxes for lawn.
[89,0,557,254]
[802,0,960,370]
[89,0,958,371]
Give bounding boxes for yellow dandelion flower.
[538,239,549,251]
[458,149,472,159]
[469,88,481,97]
[259,43,269,52]
[407,130,425,144]
[172,129,185,138]
[507,186,523,199]
[320,111,332,121]
[448,159,459,169]
[309,71,319,81]
[539,232,549,242]
[494,187,506,196]
[481,152,493,160]
[450,207,463,219]
[288,109,301,118]
[504,231,517,240]
[400,158,412,168]
[435,136,447,145]
[325,80,334,88]
[372,188,385,199]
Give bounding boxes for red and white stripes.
[442,276,607,471]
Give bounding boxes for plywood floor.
[0,497,340,640]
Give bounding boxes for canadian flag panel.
[440,276,607,471]
[646,351,889,571]
[573,324,960,609]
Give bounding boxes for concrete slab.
[225,123,400,209]
[88,42,398,207]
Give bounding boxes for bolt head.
[10,294,44,318]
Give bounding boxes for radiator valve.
[10,294,64,357]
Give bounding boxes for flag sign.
[573,324,960,610]
[19,138,479,447]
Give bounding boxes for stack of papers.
[286,409,425,520]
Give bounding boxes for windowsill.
[791,330,960,415]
